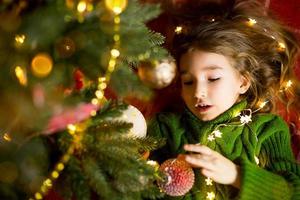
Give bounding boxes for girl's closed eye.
[183,80,194,85]
[208,77,221,82]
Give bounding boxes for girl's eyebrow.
[203,66,223,70]
[180,65,223,74]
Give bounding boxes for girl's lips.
[196,105,212,112]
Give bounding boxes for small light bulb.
[111,49,120,58]
[3,133,11,142]
[175,26,183,34]
[286,80,293,89]
[51,171,59,179]
[95,90,104,99]
[259,101,267,109]
[246,18,257,26]
[91,98,99,105]
[15,34,25,44]
[206,192,216,200]
[15,66,27,86]
[77,1,87,13]
[67,124,76,134]
[278,42,286,51]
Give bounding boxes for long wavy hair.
[171,0,299,113]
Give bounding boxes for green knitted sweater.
[148,101,300,200]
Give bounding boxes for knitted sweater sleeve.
[239,115,300,200]
[147,113,186,163]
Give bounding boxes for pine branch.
[88,120,133,135]
[148,31,165,47]
[82,157,113,199]
[110,65,153,100]
[66,156,91,200]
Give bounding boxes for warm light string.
[174,16,295,112]
[174,18,294,199]
[203,104,269,199]
[29,1,127,199]
[29,123,86,200]
[90,0,125,107]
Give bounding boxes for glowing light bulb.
[56,163,65,171]
[175,26,183,34]
[105,0,128,14]
[77,1,87,13]
[286,80,293,89]
[111,49,120,58]
[278,42,286,51]
[246,18,257,26]
[206,192,216,200]
[95,90,104,99]
[240,115,252,124]
[205,177,213,186]
[258,101,268,109]
[51,171,59,179]
[35,192,43,200]
[91,98,99,105]
[15,34,25,44]
[67,124,76,135]
[3,133,11,142]
[90,110,97,116]
[43,179,52,187]
[98,77,106,82]
[15,66,27,86]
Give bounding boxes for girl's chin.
[193,112,218,121]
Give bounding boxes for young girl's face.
[180,50,250,121]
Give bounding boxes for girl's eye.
[208,78,220,82]
[183,80,193,85]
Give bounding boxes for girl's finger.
[201,168,215,179]
[184,144,214,156]
[185,154,216,170]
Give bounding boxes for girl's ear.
[239,75,251,94]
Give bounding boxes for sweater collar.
[183,100,248,126]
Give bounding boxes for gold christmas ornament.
[138,59,177,89]
[31,53,53,78]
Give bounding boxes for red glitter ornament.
[157,158,195,196]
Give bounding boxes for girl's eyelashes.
[208,77,221,82]
[182,77,221,85]
[183,80,193,85]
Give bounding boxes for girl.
[148,1,300,199]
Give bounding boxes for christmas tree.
[0,0,172,199]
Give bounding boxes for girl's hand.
[182,144,240,188]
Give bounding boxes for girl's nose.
[194,83,207,99]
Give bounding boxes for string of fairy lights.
[13,1,128,199]
[174,16,295,200]
[3,1,298,200]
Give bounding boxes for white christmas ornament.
[115,105,147,138]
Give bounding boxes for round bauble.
[138,59,176,89]
[111,105,147,138]
[157,158,195,196]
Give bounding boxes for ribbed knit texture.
[147,101,300,200]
